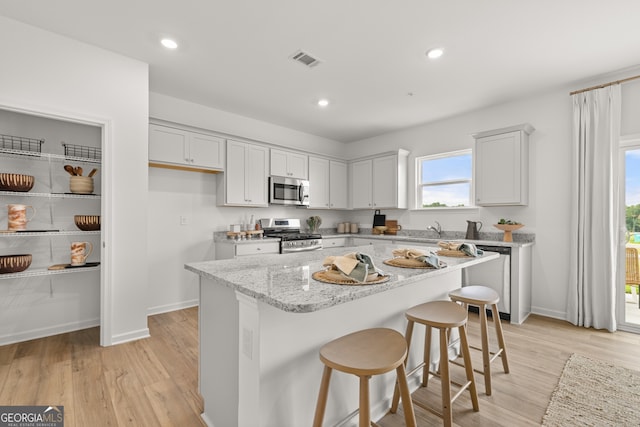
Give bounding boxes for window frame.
[415,149,474,210]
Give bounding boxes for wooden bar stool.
[449,285,510,396]
[313,328,416,427]
[391,300,479,427]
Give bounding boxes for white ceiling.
[2,1,640,142]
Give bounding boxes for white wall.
[0,17,149,345]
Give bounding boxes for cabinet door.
[372,155,397,208]
[270,149,289,177]
[245,144,268,206]
[149,124,188,164]
[308,156,330,208]
[329,160,348,209]
[287,152,308,179]
[350,159,372,209]
[189,133,224,169]
[225,140,248,205]
[475,131,524,205]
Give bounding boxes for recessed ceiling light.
[317,99,329,107]
[426,48,444,59]
[161,38,178,49]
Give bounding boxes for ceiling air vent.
[290,50,322,68]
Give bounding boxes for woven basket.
[312,269,389,285]
[436,249,471,258]
[383,258,446,269]
[0,254,32,274]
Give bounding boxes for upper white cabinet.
[308,157,347,209]
[149,123,224,171]
[474,123,534,206]
[270,149,308,179]
[349,150,409,209]
[218,139,269,207]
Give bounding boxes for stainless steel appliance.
[269,176,310,206]
[260,218,322,253]
[462,244,511,321]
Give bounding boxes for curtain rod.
[570,74,640,95]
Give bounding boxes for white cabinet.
[216,240,280,259]
[474,123,534,206]
[270,149,308,179]
[308,157,348,209]
[349,150,409,209]
[149,123,224,171]
[322,236,347,248]
[218,139,269,207]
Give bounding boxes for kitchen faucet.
[427,221,442,238]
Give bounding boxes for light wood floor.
[1,308,639,427]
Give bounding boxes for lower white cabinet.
[218,139,269,207]
[216,241,279,259]
[149,123,224,171]
[322,236,347,248]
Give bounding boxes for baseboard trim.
[0,318,100,346]
[147,299,199,316]
[110,327,150,345]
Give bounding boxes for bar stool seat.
[313,328,416,427]
[391,300,479,427]
[449,285,510,396]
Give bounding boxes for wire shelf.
[62,142,101,161]
[0,133,44,154]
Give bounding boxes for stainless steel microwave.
[269,176,310,206]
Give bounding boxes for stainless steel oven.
[260,218,322,253]
[269,176,310,206]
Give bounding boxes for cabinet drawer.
[236,242,280,256]
[323,237,347,248]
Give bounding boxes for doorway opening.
[621,144,640,330]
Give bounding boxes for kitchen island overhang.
[186,243,499,427]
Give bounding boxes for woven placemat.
[312,269,390,286]
[436,249,471,258]
[383,258,446,269]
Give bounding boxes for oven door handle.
[282,245,323,253]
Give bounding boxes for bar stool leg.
[438,327,453,427]
[492,303,510,373]
[391,320,414,413]
[459,324,480,411]
[359,376,371,427]
[422,324,432,387]
[396,364,417,427]
[313,366,332,427]
[479,303,492,395]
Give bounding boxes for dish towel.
[438,241,484,257]
[322,252,384,283]
[392,248,443,268]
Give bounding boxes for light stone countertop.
[186,243,499,313]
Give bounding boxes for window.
[416,150,472,208]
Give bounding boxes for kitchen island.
[185,243,498,427]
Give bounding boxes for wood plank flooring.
[1,308,639,427]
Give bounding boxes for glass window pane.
[421,183,471,207]
[421,154,472,183]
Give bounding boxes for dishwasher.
[461,245,511,321]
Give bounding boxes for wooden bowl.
[493,223,524,242]
[0,173,34,192]
[0,254,32,274]
[74,215,101,231]
[493,223,524,232]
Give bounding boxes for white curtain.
[568,85,621,331]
